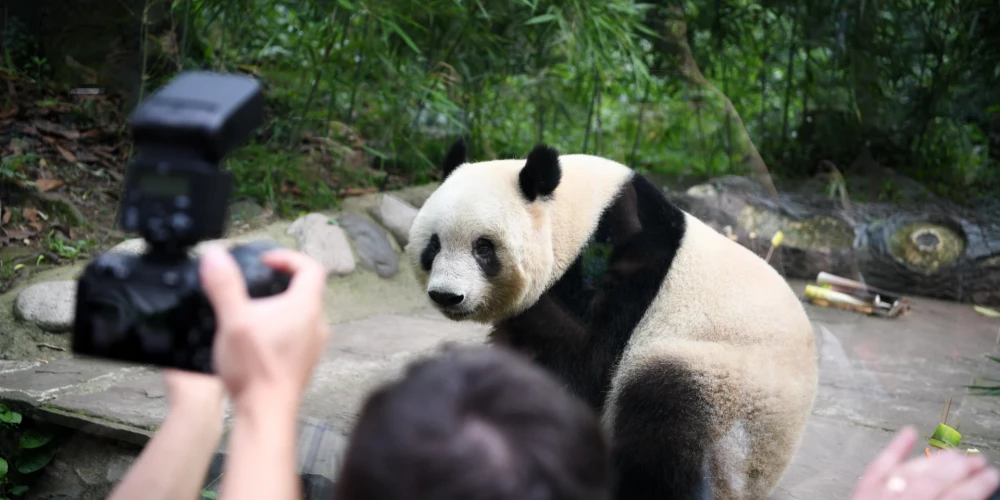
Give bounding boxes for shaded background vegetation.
[2,0,999,216]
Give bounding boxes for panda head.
[405,138,562,323]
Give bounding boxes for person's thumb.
[199,245,249,325]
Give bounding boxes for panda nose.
[429,290,464,307]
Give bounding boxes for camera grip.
[72,241,293,374]
[228,240,292,298]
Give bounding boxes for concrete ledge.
[33,406,154,447]
[3,281,1000,500]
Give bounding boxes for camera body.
[72,71,291,373]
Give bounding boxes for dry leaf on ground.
[35,178,65,192]
[22,208,39,223]
[0,104,18,120]
[32,119,81,140]
[55,145,77,163]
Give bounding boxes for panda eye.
[474,238,494,258]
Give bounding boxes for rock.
[108,238,147,256]
[190,237,284,258]
[14,281,77,333]
[368,194,418,247]
[394,183,439,208]
[229,199,265,223]
[337,213,399,278]
[287,213,357,276]
[108,237,286,260]
[26,432,139,500]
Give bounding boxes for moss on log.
[668,176,1000,307]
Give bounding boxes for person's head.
[333,344,611,500]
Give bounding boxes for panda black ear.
[441,136,468,181]
[519,144,561,202]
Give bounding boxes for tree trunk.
[646,4,778,197]
[667,176,1000,307]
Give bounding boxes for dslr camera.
[72,71,291,373]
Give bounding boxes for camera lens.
[86,293,134,348]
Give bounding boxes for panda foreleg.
[608,358,716,500]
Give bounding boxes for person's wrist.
[232,382,301,424]
[168,394,225,428]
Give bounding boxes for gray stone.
[773,416,896,500]
[0,357,134,399]
[191,237,284,258]
[26,432,140,500]
[393,183,439,208]
[287,213,357,276]
[229,199,265,223]
[367,194,418,247]
[47,371,171,430]
[337,213,399,278]
[298,310,489,433]
[109,236,287,260]
[107,238,147,256]
[6,276,1000,500]
[13,281,77,333]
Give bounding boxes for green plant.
[0,404,57,498]
[0,15,37,75]
[967,355,1000,397]
[27,56,48,90]
[200,471,222,498]
[0,261,15,286]
[0,154,36,184]
[45,233,96,260]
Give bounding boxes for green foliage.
[44,233,96,260]
[0,405,58,498]
[0,16,39,75]
[162,0,997,210]
[0,155,35,184]
[968,356,1000,397]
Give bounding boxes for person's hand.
[849,426,1000,500]
[199,245,330,409]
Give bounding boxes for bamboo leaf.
[974,305,1000,318]
[525,14,557,25]
[381,19,422,54]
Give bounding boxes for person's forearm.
[108,402,224,500]
[220,390,300,500]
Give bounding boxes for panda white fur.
[404,138,819,500]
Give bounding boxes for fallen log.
[666,176,1000,307]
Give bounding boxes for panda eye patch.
[473,238,500,277]
[474,238,494,258]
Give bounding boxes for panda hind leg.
[609,359,716,500]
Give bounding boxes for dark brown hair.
[333,344,611,500]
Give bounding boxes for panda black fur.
[405,138,819,500]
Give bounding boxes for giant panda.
[404,138,819,500]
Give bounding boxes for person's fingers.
[858,427,918,486]
[200,246,250,322]
[938,466,1000,500]
[261,249,327,296]
[850,427,919,499]
[897,450,981,498]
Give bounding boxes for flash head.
[128,71,264,163]
[117,71,264,253]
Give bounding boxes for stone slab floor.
[2,279,1000,499]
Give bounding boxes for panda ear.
[441,136,468,181]
[519,144,562,202]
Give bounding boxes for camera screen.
[138,173,190,197]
